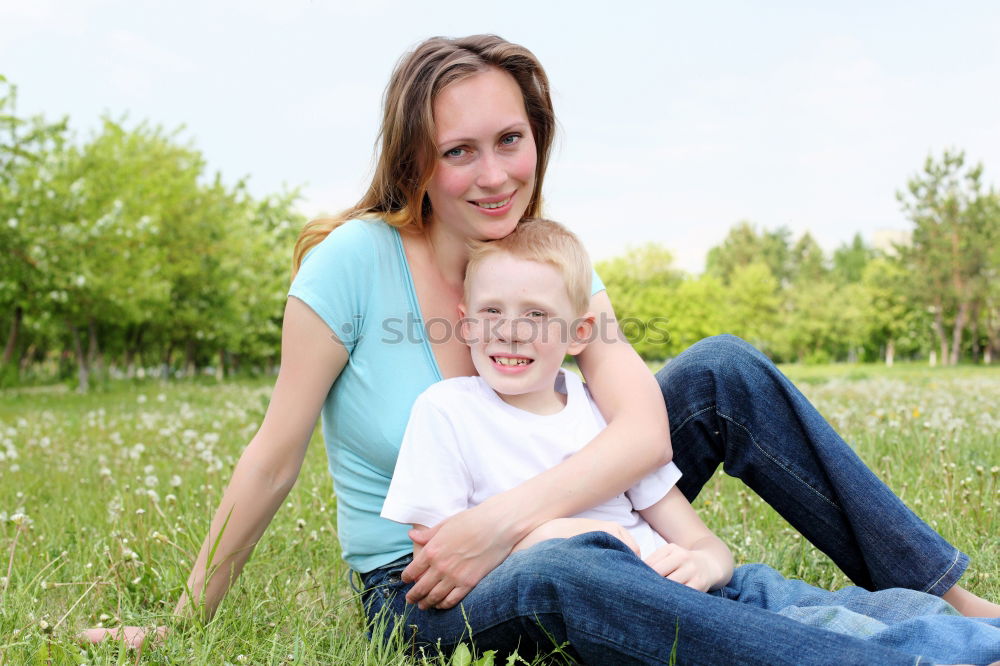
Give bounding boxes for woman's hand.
[402,502,517,611]
[643,543,723,593]
[79,626,167,650]
[513,518,640,555]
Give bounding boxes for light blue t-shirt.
[288,218,605,573]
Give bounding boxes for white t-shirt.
[381,369,682,558]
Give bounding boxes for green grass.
[0,365,997,664]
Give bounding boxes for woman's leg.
[720,564,1000,664]
[362,533,932,665]
[656,334,968,594]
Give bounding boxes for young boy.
[382,217,734,593]
[381,218,1000,664]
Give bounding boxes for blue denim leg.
[362,533,934,665]
[657,334,969,594]
[719,564,1000,665]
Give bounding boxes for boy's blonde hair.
[464,218,592,314]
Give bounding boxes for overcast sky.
[3,0,999,272]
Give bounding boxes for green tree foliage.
[706,221,794,285]
[4,74,998,376]
[832,233,874,284]
[860,257,925,365]
[0,76,68,374]
[0,80,304,389]
[596,244,681,360]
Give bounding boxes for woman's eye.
[500,134,521,147]
[444,147,467,158]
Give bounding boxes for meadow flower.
[10,512,33,527]
[170,475,182,487]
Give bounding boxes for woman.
[87,35,996,663]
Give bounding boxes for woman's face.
[425,67,537,243]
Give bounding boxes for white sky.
[3,0,999,273]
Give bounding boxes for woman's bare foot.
[79,625,167,650]
[942,584,1000,618]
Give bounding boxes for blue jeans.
[362,535,996,664]
[362,334,979,664]
[719,563,1000,665]
[663,335,967,594]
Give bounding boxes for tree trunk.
[19,344,37,373]
[161,344,173,379]
[68,320,90,393]
[184,339,196,377]
[2,305,23,365]
[885,339,895,367]
[125,326,145,378]
[930,306,948,366]
[216,349,225,381]
[87,317,103,378]
[949,301,970,366]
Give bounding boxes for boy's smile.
[460,252,591,415]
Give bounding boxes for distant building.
[872,229,912,256]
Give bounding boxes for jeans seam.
[922,548,960,594]
[716,410,841,511]
[669,405,715,437]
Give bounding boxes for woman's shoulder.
[305,217,393,260]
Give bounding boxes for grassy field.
[0,363,997,664]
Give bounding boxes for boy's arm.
[512,518,640,555]
[639,487,733,592]
[412,524,428,560]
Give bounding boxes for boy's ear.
[457,303,471,345]
[567,312,596,356]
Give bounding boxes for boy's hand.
[513,518,640,555]
[643,543,722,592]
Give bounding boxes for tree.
[596,244,682,360]
[898,150,993,365]
[861,257,925,366]
[0,76,68,373]
[706,221,793,285]
[788,232,828,286]
[832,233,874,285]
[719,261,782,356]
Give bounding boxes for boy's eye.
[528,311,546,318]
[484,307,500,315]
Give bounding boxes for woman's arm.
[84,297,348,647]
[403,290,672,609]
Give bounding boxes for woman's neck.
[422,219,471,290]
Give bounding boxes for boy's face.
[460,252,591,411]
